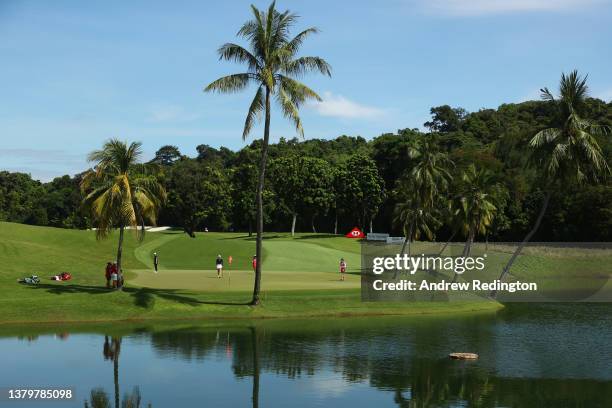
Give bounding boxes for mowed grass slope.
[0,222,501,324]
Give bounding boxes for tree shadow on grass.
[220,234,287,241]
[26,284,251,308]
[296,234,339,240]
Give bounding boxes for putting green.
[130,268,360,291]
[133,231,362,275]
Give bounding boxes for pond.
[1,304,611,407]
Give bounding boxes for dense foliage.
[2,97,611,241]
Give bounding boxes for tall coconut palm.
[204,1,331,305]
[453,165,500,257]
[494,71,610,293]
[81,139,167,289]
[409,137,454,209]
[394,195,438,258]
[394,138,452,257]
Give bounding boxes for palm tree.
[205,1,331,304]
[453,165,500,257]
[81,140,167,289]
[495,71,610,293]
[394,194,438,257]
[409,137,454,209]
[393,137,453,257]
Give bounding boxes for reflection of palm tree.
[84,388,111,408]
[102,336,122,408]
[250,327,260,408]
[94,337,149,408]
[84,387,147,408]
[114,351,119,408]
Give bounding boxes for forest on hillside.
[2,98,612,242]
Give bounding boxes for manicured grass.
[142,231,362,273]
[0,222,503,325]
[130,269,361,291]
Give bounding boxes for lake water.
[1,304,611,407]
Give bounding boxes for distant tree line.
[2,97,612,241]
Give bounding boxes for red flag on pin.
[345,227,365,239]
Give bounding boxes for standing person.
[339,258,347,281]
[228,255,233,267]
[216,254,224,278]
[252,255,257,273]
[110,262,118,288]
[153,252,159,273]
[105,262,112,288]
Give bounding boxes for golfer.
[110,263,118,288]
[339,258,347,281]
[216,254,224,278]
[153,252,159,273]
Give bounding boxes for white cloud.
[310,92,386,119]
[422,0,606,16]
[147,103,201,122]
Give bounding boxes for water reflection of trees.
[93,336,152,408]
[144,320,612,407]
[83,386,149,408]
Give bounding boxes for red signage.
[345,227,365,239]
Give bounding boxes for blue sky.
[1,0,611,181]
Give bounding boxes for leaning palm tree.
[81,140,167,289]
[204,1,331,304]
[495,71,610,292]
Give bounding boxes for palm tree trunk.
[369,218,373,233]
[116,226,125,290]
[491,190,551,298]
[334,212,338,235]
[311,215,316,233]
[395,222,413,279]
[400,222,414,255]
[251,88,271,305]
[438,231,456,256]
[453,231,473,283]
[248,219,252,237]
[291,213,297,237]
[462,230,474,257]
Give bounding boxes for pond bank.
[0,288,502,326]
